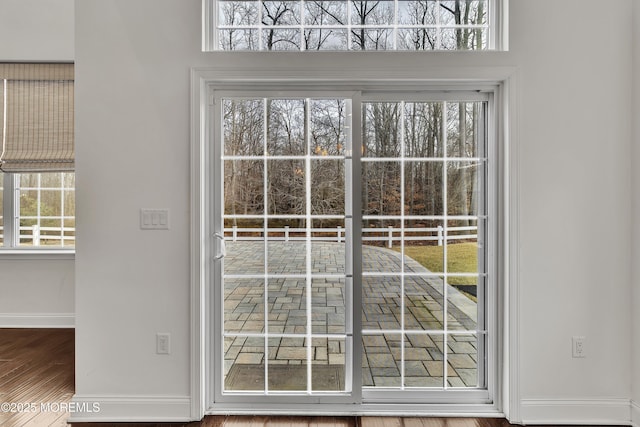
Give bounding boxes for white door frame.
[189,66,520,419]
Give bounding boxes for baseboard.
[631,400,640,427]
[0,313,74,328]
[520,398,631,425]
[67,395,192,423]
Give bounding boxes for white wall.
[73,1,200,419]
[71,0,635,423]
[0,0,74,61]
[0,0,75,328]
[512,1,633,423]
[632,0,640,424]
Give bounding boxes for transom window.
[208,0,497,51]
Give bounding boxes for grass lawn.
[395,242,478,286]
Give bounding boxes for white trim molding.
[520,398,631,426]
[67,395,192,423]
[191,64,518,417]
[0,313,74,328]
[632,400,640,427]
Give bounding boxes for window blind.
[0,63,74,173]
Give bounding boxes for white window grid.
[0,172,75,248]
[213,0,492,51]
[360,100,487,391]
[216,94,488,397]
[220,97,354,395]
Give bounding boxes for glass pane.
[447,102,481,158]
[267,99,306,155]
[269,336,307,391]
[362,162,401,216]
[404,102,444,158]
[224,99,264,156]
[312,277,345,334]
[63,190,75,217]
[447,334,478,387]
[268,277,306,333]
[304,1,346,25]
[224,335,265,391]
[362,219,402,272]
[19,190,38,217]
[40,173,62,188]
[225,278,265,333]
[267,159,305,215]
[362,333,401,388]
[218,0,259,25]
[17,173,36,188]
[404,275,444,331]
[350,1,394,25]
[362,276,401,330]
[447,161,480,216]
[398,1,437,25]
[404,161,443,216]
[439,28,471,50]
[311,159,344,215]
[224,160,264,215]
[312,337,346,391]
[62,172,75,189]
[304,29,347,50]
[363,103,400,158]
[263,1,301,25]
[219,29,259,50]
[440,1,487,26]
[447,290,477,332]
[404,220,444,274]
[397,27,438,50]
[224,218,265,275]
[310,99,346,156]
[311,218,346,275]
[262,29,301,50]
[446,219,478,275]
[408,334,444,387]
[351,29,393,50]
[40,191,62,216]
[64,218,75,248]
[268,219,306,274]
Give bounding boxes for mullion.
[262,97,270,393]
[305,98,312,393]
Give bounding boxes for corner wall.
[0,0,75,328]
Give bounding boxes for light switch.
[140,209,169,230]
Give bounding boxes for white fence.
[19,225,75,246]
[224,225,477,248]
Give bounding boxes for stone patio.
[223,241,479,391]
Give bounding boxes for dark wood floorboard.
[1,328,616,427]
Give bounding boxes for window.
[0,63,75,251]
[206,0,503,51]
[0,172,75,249]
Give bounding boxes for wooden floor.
[0,329,521,427]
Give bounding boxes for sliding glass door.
[211,90,492,406]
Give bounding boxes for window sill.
[0,249,75,260]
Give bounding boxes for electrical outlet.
[156,333,170,355]
[572,336,586,358]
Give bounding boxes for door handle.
[213,233,226,260]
